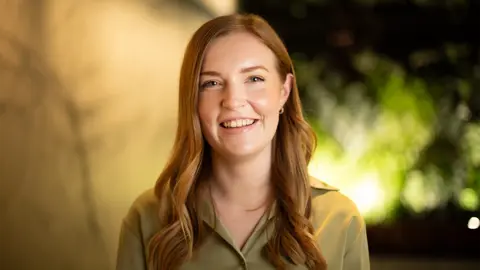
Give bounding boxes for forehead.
[201,31,277,72]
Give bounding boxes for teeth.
[222,119,255,128]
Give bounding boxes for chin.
[219,143,271,161]
[223,146,257,157]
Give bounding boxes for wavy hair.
[148,14,327,270]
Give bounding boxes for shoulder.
[309,175,364,227]
[122,188,162,241]
[309,176,370,269]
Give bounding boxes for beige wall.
[0,0,236,269]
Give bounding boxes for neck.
[208,145,273,210]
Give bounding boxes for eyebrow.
[200,65,269,76]
[240,65,269,73]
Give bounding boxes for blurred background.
[0,0,478,269]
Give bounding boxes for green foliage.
[295,49,479,223]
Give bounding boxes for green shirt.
[116,178,370,270]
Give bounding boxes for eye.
[247,76,265,83]
[200,80,219,89]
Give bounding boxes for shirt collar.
[309,177,339,191]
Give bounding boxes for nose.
[221,82,247,110]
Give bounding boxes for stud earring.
[279,107,284,114]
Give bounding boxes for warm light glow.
[309,154,391,223]
[304,61,440,224]
[345,176,385,215]
[467,217,480,230]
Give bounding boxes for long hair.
[148,14,326,270]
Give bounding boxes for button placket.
[241,260,248,270]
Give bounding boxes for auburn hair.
[148,13,327,270]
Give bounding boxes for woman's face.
[198,31,292,159]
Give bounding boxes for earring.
[279,107,284,114]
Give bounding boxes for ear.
[279,73,293,109]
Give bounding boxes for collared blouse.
[116,178,370,270]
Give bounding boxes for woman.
[116,14,370,270]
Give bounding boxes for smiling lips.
[220,119,258,128]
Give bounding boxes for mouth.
[220,119,258,129]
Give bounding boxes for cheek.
[248,88,282,114]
